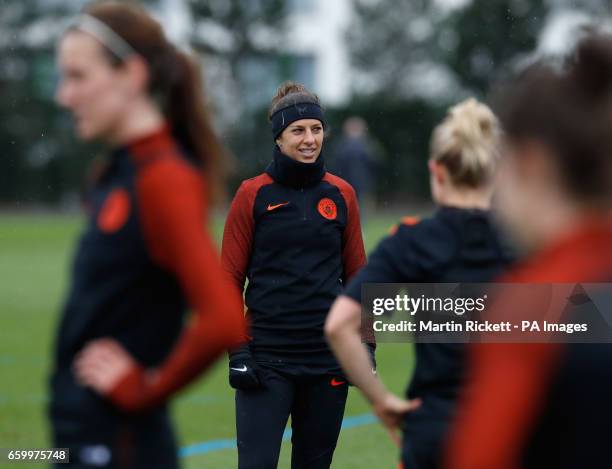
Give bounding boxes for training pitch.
[0,212,416,468]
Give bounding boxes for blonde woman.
[326,99,513,469]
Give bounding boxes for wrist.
[366,380,390,407]
[108,364,157,412]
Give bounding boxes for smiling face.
[276,118,324,163]
[55,31,133,142]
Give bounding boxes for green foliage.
[188,0,288,57]
[188,0,291,111]
[0,1,97,205]
[444,0,547,93]
[348,0,548,98]
[0,0,294,205]
[343,0,554,199]
[326,97,447,201]
[4,0,612,205]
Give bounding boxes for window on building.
[278,54,315,90]
[287,0,316,15]
[237,53,316,111]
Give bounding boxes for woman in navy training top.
[50,2,246,468]
[222,81,368,469]
[326,98,512,469]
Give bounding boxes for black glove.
[366,342,377,375]
[346,342,377,387]
[228,345,262,391]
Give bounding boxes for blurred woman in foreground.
[50,2,245,467]
[447,35,612,469]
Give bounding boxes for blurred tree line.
[1,0,610,207]
[1,0,83,205]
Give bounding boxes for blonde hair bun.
[430,98,500,187]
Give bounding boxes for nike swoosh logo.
[267,202,289,211]
[230,365,247,372]
[330,378,346,387]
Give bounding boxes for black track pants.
[235,366,348,469]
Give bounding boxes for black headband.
[270,102,326,140]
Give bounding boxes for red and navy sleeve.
[445,263,577,468]
[108,156,247,411]
[342,185,366,282]
[221,179,259,294]
[446,342,560,469]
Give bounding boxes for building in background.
[285,0,352,105]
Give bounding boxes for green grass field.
[0,212,416,468]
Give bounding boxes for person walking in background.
[332,116,379,214]
[447,34,612,469]
[326,98,512,469]
[50,2,246,467]
[222,81,371,469]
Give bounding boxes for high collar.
[437,205,489,217]
[265,145,326,188]
[110,123,177,166]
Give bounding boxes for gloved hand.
[228,345,262,391]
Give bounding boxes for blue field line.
[179,412,377,458]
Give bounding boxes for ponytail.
[268,80,321,119]
[165,49,227,204]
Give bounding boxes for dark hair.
[268,81,321,119]
[494,34,612,203]
[73,1,227,203]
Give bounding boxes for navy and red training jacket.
[344,207,513,467]
[345,207,512,408]
[448,220,612,469]
[50,125,245,417]
[222,147,365,368]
